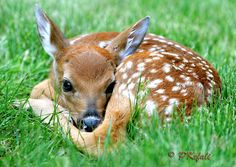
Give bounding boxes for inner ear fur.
[35,5,68,58]
[106,16,150,65]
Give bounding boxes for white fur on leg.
[20,98,70,125]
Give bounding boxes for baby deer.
[25,6,221,155]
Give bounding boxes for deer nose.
[82,116,101,132]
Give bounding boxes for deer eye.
[62,79,73,92]
[105,81,116,95]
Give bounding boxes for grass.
[0,0,236,166]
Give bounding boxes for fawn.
[23,6,221,155]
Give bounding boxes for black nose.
[82,117,101,132]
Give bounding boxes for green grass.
[0,0,236,166]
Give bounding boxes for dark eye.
[62,79,73,92]
[105,81,116,95]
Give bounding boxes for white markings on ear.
[121,16,150,59]
[35,5,57,57]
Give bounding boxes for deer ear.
[35,5,68,58]
[106,16,150,65]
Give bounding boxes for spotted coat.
[70,32,221,121]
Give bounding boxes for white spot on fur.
[137,66,145,72]
[167,41,173,45]
[164,98,179,115]
[209,83,213,88]
[180,75,186,79]
[179,64,185,69]
[156,89,165,94]
[184,76,191,81]
[165,105,174,115]
[126,61,133,69]
[162,63,171,73]
[158,39,167,43]
[145,100,157,116]
[145,59,152,63]
[207,89,212,94]
[183,58,189,63]
[169,98,179,105]
[137,49,144,52]
[149,52,164,57]
[128,82,135,90]
[131,72,141,79]
[158,49,166,52]
[174,44,182,48]
[197,57,202,60]
[137,63,145,72]
[180,89,187,94]
[148,48,157,52]
[172,86,181,92]
[137,63,145,68]
[198,63,204,66]
[152,45,160,49]
[150,69,157,73]
[206,72,214,78]
[147,79,163,88]
[161,95,168,101]
[192,73,199,79]
[185,81,193,86]
[165,75,174,82]
[152,57,160,60]
[211,80,216,86]
[183,93,188,96]
[161,52,179,57]
[176,82,181,86]
[181,47,187,52]
[196,82,204,89]
[188,51,193,55]
[187,69,193,73]
[122,73,128,79]
[153,38,161,41]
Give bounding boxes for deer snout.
[81,116,101,132]
[77,108,102,132]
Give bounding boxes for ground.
[0,0,236,166]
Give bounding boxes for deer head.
[35,5,149,132]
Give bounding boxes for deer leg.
[58,87,133,155]
[15,79,70,124]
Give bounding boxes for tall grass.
[0,0,235,166]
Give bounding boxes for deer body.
[70,32,221,118]
[25,7,221,155]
